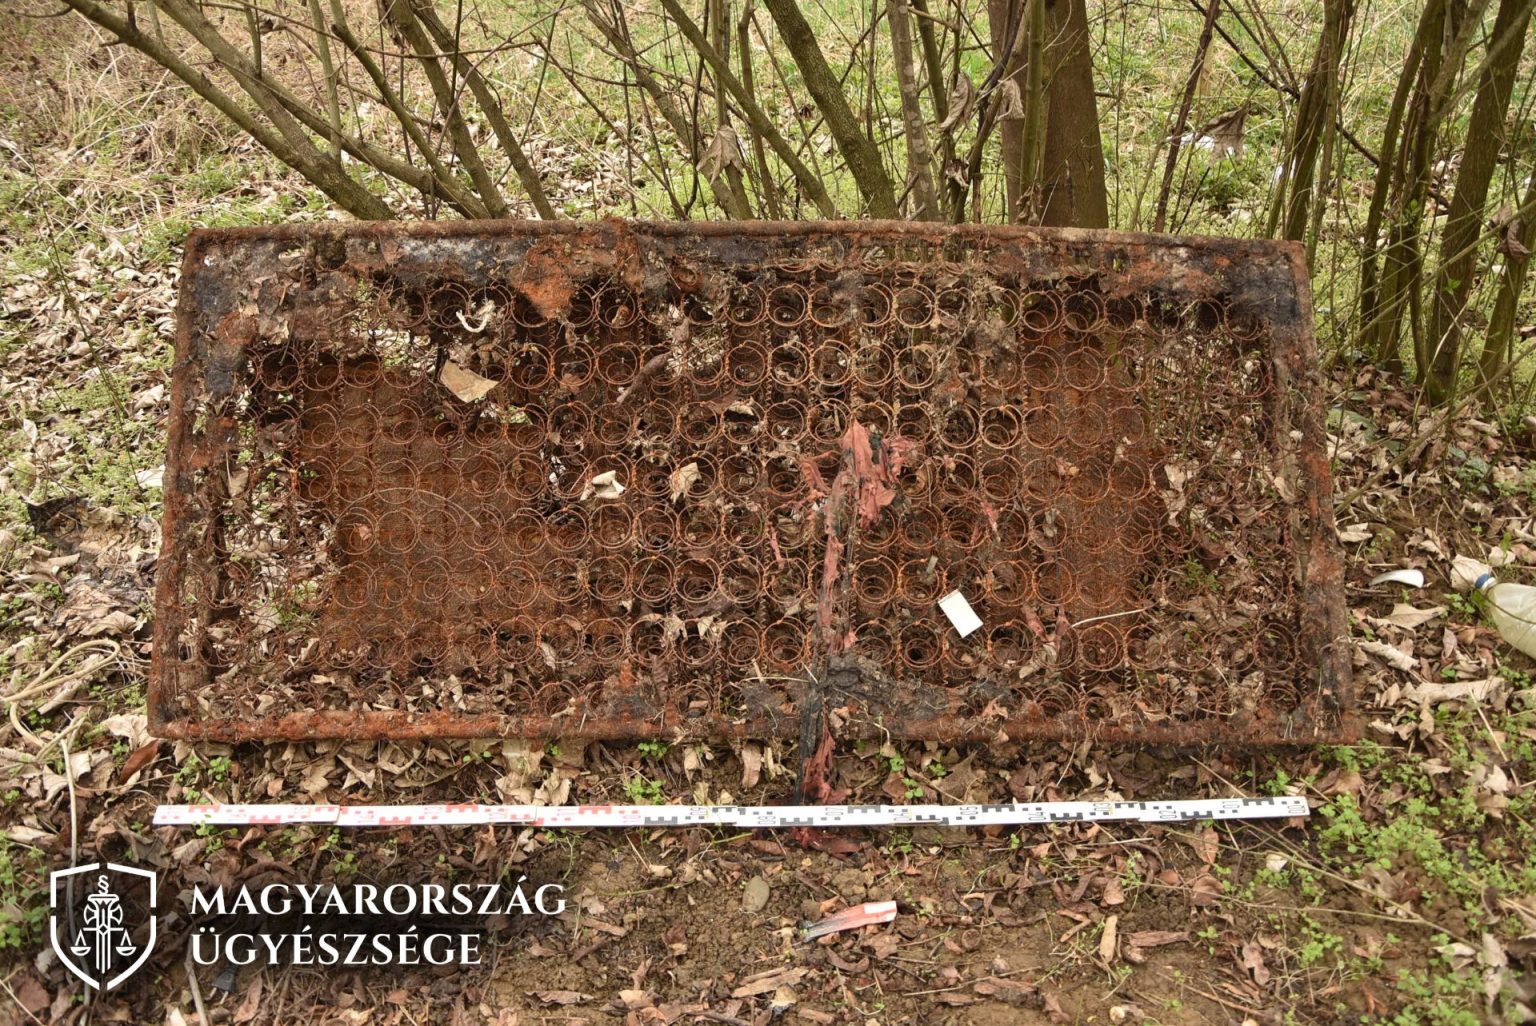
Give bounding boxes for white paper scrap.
[938,590,982,638]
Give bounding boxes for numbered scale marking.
[155,797,1308,829]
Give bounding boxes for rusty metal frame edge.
[150,219,1356,746]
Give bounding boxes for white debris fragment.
[938,590,982,638]
[1369,568,1425,588]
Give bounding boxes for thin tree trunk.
[909,0,955,179]
[305,0,342,154]
[1370,0,1465,370]
[762,0,899,217]
[1018,0,1047,220]
[708,0,754,218]
[738,2,783,218]
[582,4,697,157]
[1477,169,1536,398]
[1153,0,1220,233]
[1358,0,1438,359]
[888,0,939,218]
[946,16,1015,222]
[1268,0,1355,254]
[581,0,754,218]
[1032,0,1109,228]
[1425,0,1533,404]
[330,14,487,218]
[61,0,393,219]
[987,0,1026,221]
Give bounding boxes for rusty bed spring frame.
[151,221,1351,744]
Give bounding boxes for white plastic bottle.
[1452,556,1536,659]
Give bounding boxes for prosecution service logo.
[48,862,565,991]
[187,878,566,968]
[49,863,159,992]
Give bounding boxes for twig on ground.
[697,1012,753,1026]
[186,944,209,1026]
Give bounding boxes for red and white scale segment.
[155,797,1308,829]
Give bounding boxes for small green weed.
[0,839,48,951]
[624,776,665,805]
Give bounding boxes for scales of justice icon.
[50,860,158,991]
[69,875,136,975]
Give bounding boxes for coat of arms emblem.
[49,862,157,991]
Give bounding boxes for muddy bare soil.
[19,738,1406,1026]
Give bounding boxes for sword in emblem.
[71,875,134,976]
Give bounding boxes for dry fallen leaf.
[770,985,798,1013]
[13,975,48,1016]
[101,712,151,747]
[731,967,809,998]
[1357,638,1418,673]
[439,360,497,403]
[972,977,1034,1004]
[117,741,162,782]
[1191,825,1219,865]
[739,742,764,789]
[1481,932,1509,1003]
[1378,603,1445,629]
[1195,104,1248,158]
[993,78,1025,122]
[937,74,976,132]
[669,461,701,502]
[1405,677,1502,705]
[232,974,264,1023]
[1126,930,1187,948]
[1337,522,1374,543]
[742,875,770,912]
[1190,873,1223,907]
[1497,216,1530,260]
[529,990,592,1006]
[936,991,979,1006]
[613,989,652,1011]
[1241,940,1271,986]
[1098,914,1119,961]
[579,470,626,501]
[698,124,748,178]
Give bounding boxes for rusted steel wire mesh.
[152,221,1351,743]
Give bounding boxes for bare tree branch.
[380,0,509,217]
[655,0,838,217]
[330,11,488,218]
[1153,0,1220,233]
[761,0,896,217]
[62,0,393,219]
[410,0,559,219]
